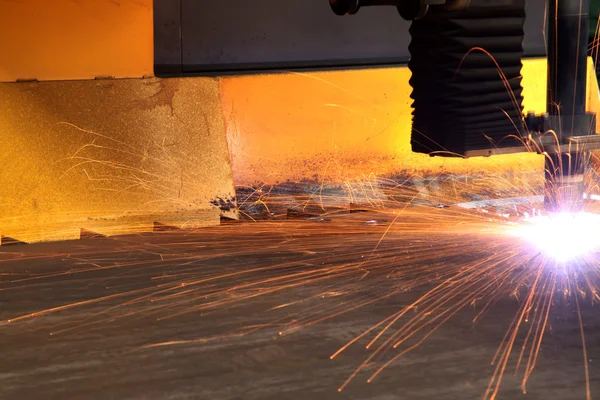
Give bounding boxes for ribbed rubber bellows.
[408,0,527,156]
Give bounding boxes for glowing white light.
[512,212,600,262]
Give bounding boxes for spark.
[512,212,600,262]
[4,44,600,399]
[4,158,599,400]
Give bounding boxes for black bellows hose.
[408,0,527,156]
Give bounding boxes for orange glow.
[0,0,153,82]
[221,59,600,187]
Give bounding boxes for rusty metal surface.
[0,216,599,400]
[0,77,236,243]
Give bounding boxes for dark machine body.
[329,0,597,212]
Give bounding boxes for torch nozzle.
[544,152,587,213]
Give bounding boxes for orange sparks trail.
[3,164,600,399]
[3,32,600,397]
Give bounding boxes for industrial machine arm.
[329,0,597,212]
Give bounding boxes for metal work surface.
[2,209,600,400]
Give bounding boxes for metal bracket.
[462,112,600,158]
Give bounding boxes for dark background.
[154,0,547,75]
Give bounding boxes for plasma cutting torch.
[329,0,599,212]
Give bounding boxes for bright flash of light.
[512,212,600,262]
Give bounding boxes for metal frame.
[152,0,547,76]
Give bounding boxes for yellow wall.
[221,59,600,187]
[0,0,153,82]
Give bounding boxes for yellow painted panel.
[0,77,235,243]
[0,0,153,82]
[221,58,600,187]
[588,59,600,129]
